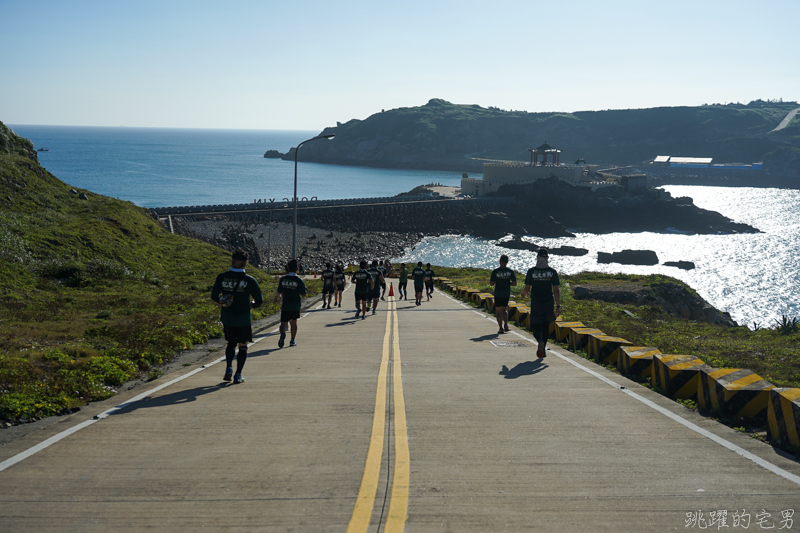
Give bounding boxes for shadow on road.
[111,384,227,415]
[470,333,502,342]
[499,360,548,379]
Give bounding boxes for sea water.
[401,187,800,326]
[9,125,468,207]
[8,125,800,326]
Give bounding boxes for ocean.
[8,125,800,327]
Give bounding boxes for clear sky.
[1,0,798,131]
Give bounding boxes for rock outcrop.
[573,282,738,327]
[598,250,659,266]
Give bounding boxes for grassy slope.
[0,122,319,421]
[306,99,800,169]
[430,266,800,390]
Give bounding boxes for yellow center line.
[385,298,410,532]
[346,297,411,533]
[346,305,392,533]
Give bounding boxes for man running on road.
[320,262,335,309]
[412,261,426,306]
[334,264,346,308]
[351,260,374,319]
[520,248,561,359]
[490,254,517,334]
[368,259,385,315]
[424,263,435,300]
[398,263,408,300]
[210,249,263,384]
[275,259,307,348]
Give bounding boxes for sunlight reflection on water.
[400,186,800,326]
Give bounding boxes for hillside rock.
[598,250,659,266]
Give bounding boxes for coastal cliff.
[271,99,800,178]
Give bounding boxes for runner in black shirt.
[411,261,426,306]
[424,263,435,301]
[334,264,346,308]
[368,260,385,315]
[351,260,374,319]
[320,262,335,309]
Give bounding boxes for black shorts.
[528,302,556,325]
[336,284,345,291]
[369,286,381,299]
[494,297,510,307]
[224,325,253,344]
[280,309,301,322]
[322,286,335,295]
[414,283,424,293]
[355,292,369,302]
[425,281,434,289]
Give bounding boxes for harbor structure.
[460,142,610,196]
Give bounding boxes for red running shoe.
[537,347,546,358]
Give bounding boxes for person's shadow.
[470,333,502,342]
[499,360,548,379]
[110,384,226,415]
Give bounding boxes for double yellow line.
[347,299,410,533]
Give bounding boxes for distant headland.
[265,98,800,186]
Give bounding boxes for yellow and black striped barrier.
[697,368,775,420]
[653,354,711,401]
[767,388,800,447]
[567,327,603,352]
[618,346,661,379]
[553,321,585,342]
[587,334,634,366]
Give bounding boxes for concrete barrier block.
[767,388,800,448]
[553,321,584,342]
[587,334,634,366]
[698,368,775,420]
[652,354,711,401]
[507,302,525,321]
[618,346,661,379]
[515,307,530,327]
[476,293,493,309]
[567,327,604,352]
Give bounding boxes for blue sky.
[1,0,798,130]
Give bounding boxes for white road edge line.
[1,285,339,472]
[445,291,800,486]
[0,327,277,473]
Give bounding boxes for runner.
[489,254,517,334]
[210,249,263,384]
[520,248,561,359]
[368,259,385,315]
[398,262,409,300]
[411,261,426,306]
[334,264,346,307]
[351,260,373,319]
[378,259,389,301]
[320,262,335,309]
[424,262,436,301]
[275,259,307,348]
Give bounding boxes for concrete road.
[1,287,799,532]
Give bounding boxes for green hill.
[0,122,284,422]
[293,99,800,174]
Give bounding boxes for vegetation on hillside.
[0,122,319,422]
[298,98,800,173]
[429,266,800,390]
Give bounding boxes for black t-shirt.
[424,268,435,283]
[412,267,426,285]
[321,269,335,288]
[351,269,372,294]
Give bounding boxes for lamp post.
[293,133,335,261]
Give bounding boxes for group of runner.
[212,248,560,383]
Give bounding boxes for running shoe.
[504,325,510,332]
[380,296,385,301]
[278,331,286,348]
[355,310,361,318]
[233,374,245,384]
[321,303,326,309]
[537,347,546,359]
[498,328,504,335]
[223,367,233,381]
[289,339,296,347]
[372,309,376,315]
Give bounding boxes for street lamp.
[293,133,335,261]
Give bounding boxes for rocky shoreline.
[173,217,423,271]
